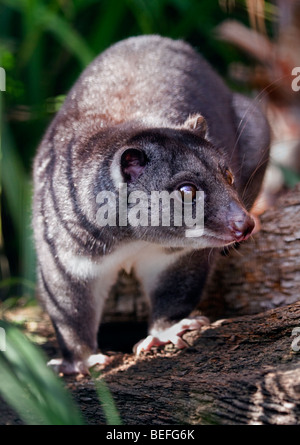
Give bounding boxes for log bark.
[98,303,300,425]
[69,301,300,425]
[69,184,300,425]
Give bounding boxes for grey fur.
[33,35,270,373]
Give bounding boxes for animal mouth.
[202,231,250,246]
[232,229,253,243]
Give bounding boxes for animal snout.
[227,202,255,242]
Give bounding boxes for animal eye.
[178,184,197,202]
[225,169,234,186]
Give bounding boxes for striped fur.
[33,36,270,373]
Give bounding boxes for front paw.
[47,353,112,375]
[133,316,209,355]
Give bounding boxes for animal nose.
[227,202,255,242]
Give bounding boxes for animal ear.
[121,148,147,182]
[183,114,208,138]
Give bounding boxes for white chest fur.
[62,240,190,298]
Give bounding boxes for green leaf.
[91,369,122,425]
[278,165,300,188]
[1,0,94,67]
[1,119,36,286]
[0,320,84,425]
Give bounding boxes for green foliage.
[278,165,300,189]
[92,369,122,425]
[0,320,85,424]
[0,320,123,425]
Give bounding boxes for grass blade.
[0,320,84,425]
[2,119,36,287]
[91,369,122,425]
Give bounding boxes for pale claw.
[133,335,162,356]
[86,353,112,368]
[134,316,209,355]
[47,353,111,375]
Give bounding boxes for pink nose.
[227,202,255,242]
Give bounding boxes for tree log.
[93,302,300,425]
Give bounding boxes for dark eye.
[225,169,234,186]
[178,184,197,202]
